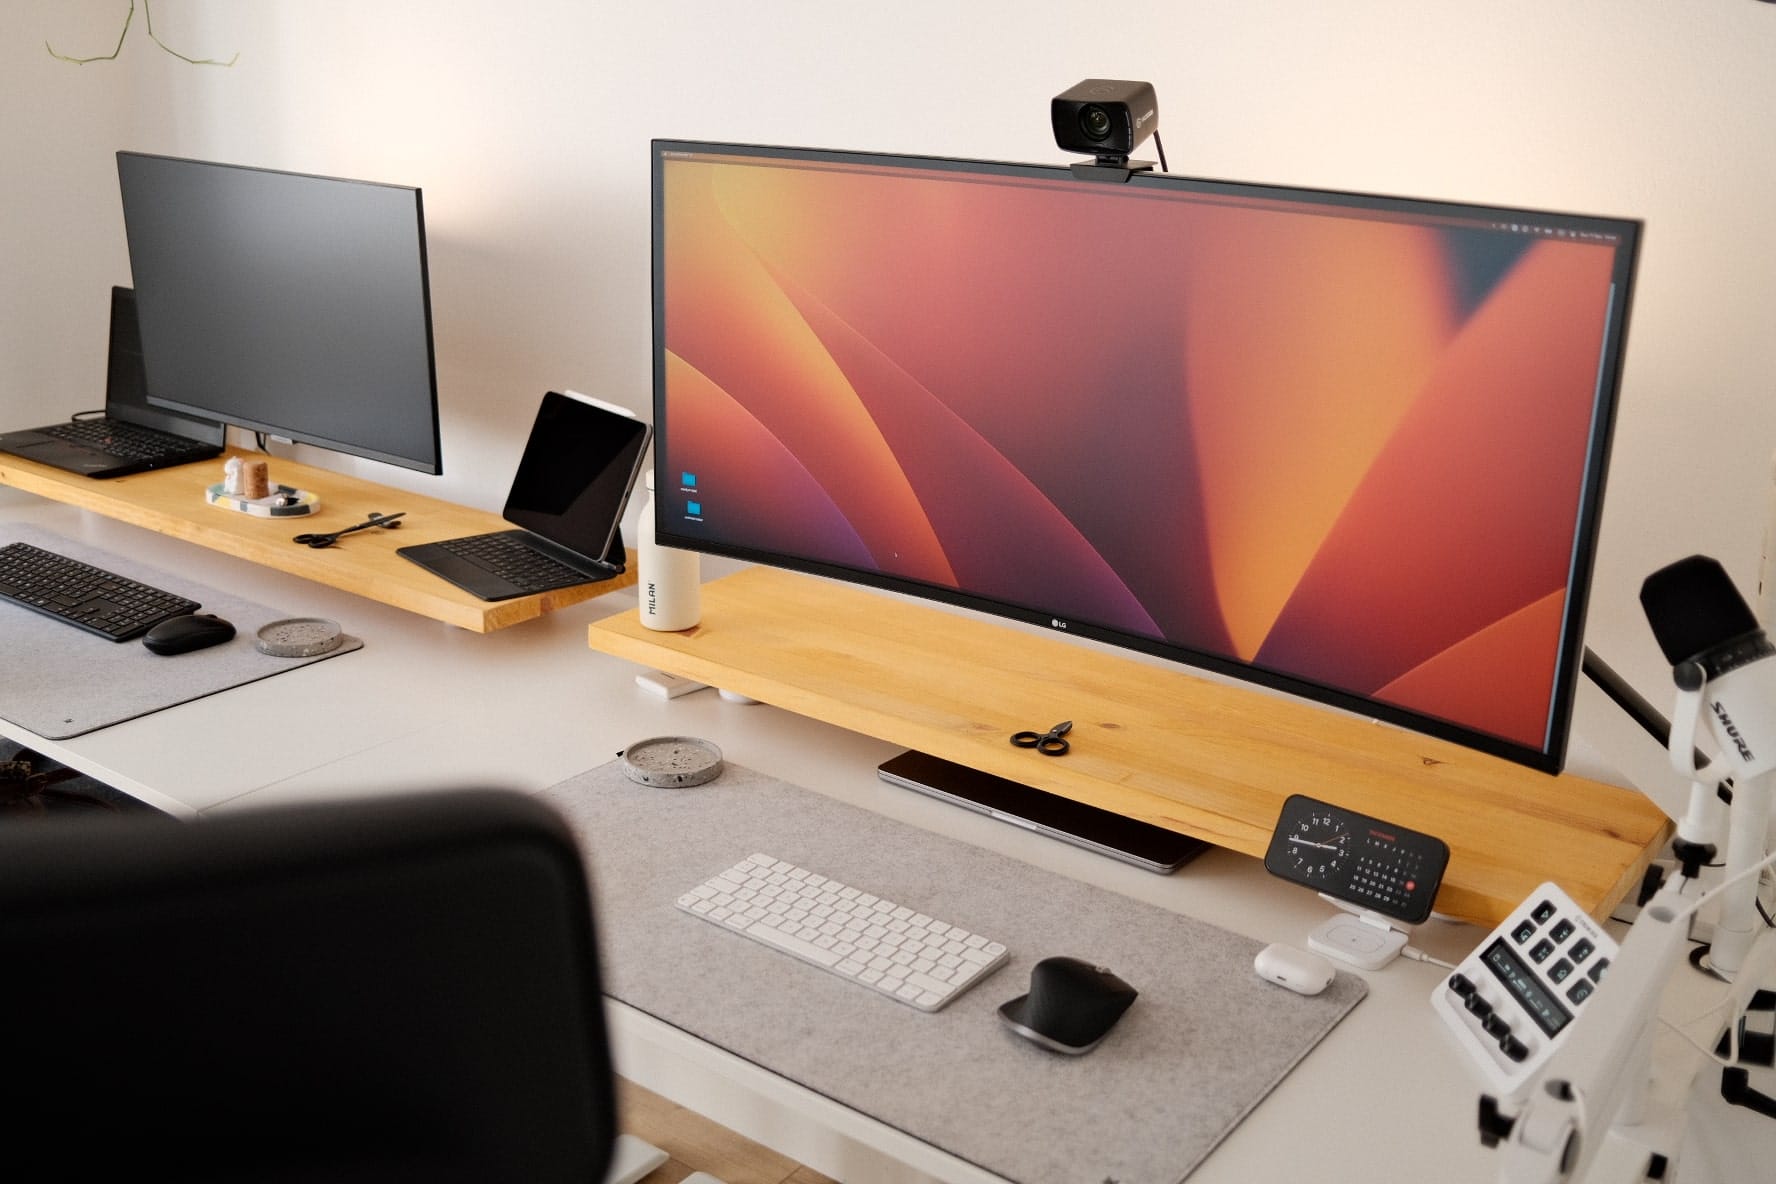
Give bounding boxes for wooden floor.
[619,1077,837,1184]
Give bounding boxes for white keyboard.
[676,853,1009,1011]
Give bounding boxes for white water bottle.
[636,470,701,631]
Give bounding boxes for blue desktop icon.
[687,501,701,516]
[682,472,697,488]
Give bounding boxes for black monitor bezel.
[117,150,444,475]
[650,138,1640,773]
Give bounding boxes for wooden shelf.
[589,566,1671,929]
[0,450,634,632]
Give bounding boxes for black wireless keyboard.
[0,541,200,641]
[433,532,588,595]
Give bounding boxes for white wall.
[4,0,1774,762]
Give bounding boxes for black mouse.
[997,955,1138,1055]
[142,613,235,655]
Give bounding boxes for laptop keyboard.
[433,532,592,595]
[41,418,206,463]
[0,541,200,641]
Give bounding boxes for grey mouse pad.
[0,525,361,739]
[541,758,1366,1184]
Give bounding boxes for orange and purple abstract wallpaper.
[656,151,1629,760]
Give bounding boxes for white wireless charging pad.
[1307,914,1408,970]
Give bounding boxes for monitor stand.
[876,749,1209,874]
[585,564,1675,928]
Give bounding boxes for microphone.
[1641,554,1776,981]
[1640,555,1776,778]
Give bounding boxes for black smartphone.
[1262,793,1449,924]
[877,749,1209,874]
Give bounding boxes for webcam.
[1051,79,1160,179]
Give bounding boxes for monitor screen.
[117,151,443,474]
[651,141,1639,772]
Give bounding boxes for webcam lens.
[1079,105,1114,142]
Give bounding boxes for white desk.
[0,485,1755,1184]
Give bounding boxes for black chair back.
[0,789,616,1183]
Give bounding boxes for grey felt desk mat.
[541,759,1366,1184]
[0,525,361,739]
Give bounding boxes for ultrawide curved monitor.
[651,140,1639,772]
[118,151,443,474]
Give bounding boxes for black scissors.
[292,511,406,548]
[1011,720,1072,756]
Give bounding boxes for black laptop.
[0,287,227,478]
[398,391,652,601]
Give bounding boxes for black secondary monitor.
[651,140,1640,773]
[117,151,443,474]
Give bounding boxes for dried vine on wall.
[48,0,237,67]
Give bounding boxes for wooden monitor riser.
[588,565,1671,930]
[0,449,635,631]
